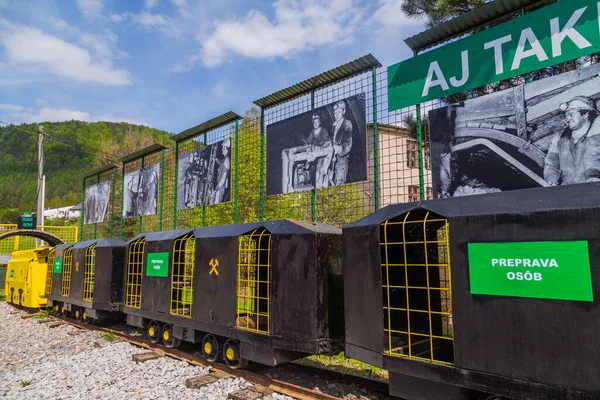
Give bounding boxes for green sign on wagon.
[146,252,169,277]
[468,241,594,302]
[388,0,600,110]
[53,257,63,274]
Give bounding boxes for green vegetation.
[0,121,173,223]
[32,309,49,319]
[297,351,387,380]
[18,379,34,387]
[101,332,116,342]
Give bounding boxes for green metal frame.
[171,112,242,229]
[118,144,166,239]
[259,107,265,222]
[233,119,240,224]
[80,178,85,241]
[254,54,382,222]
[110,167,116,238]
[372,66,380,210]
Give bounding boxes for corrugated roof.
[119,143,166,164]
[404,0,553,53]
[253,54,382,109]
[82,163,119,179]
[172,111,242,143]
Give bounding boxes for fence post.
[159,148,164,231]
[202,133,207,227]
[414,51,425,201]
[310,89,316,222]
[139,156,144,234]
[80,177,85,241]
[94,174,99,239]
[173,141,179,230]
[234,119,240,224]
[110,167,117,238]
[259,107,265,222]
[372,66,380,210]
[119,162,125,238]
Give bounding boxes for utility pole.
[36,125,44,231]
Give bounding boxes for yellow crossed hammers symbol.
[209,258,219,276]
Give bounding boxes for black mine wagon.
[123,219,343,368]
[46,238,126,323]
[343,182,600,400]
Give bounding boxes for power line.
[0,120,120,163]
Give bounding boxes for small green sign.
[146,252,169,277]
[388,0,600,110]
[54,257,63,274]
[9,270,14,278]
[468,241,594,302]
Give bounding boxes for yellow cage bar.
[45,248,55,295]
[236,228,271,335]
[61,247,73,297]
[126,238,145,308]
[381,210,454,365]
[83,243,96,302]
[170,234,195,317]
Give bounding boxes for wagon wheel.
[74,307,83,322]
[223,339,248,369]
[201,334,220,362]
[82,310,92,324]
[161,324,180,348]
[147,320,161,344]
[60,304,67,317]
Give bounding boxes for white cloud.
[0,103,22,111]
[76,0,104,21]
[12,106,145,125]
[0,22,131,85]
[145,0,159,10]
[171,0,189,15]
[110,12,181,37]
[197,0,363,68]
[372,0,423,32]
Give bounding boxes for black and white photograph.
[177,138,231,210]
[122,164,159,218]
[266,93,367,196]
[84,180,110,224]
[429,62,600,199]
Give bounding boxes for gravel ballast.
[0,302,293,400]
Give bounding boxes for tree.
[400,0,599,104]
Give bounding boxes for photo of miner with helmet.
[544,95,600,186]
[429,63,600,199]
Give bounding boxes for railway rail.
[34,310,391,400]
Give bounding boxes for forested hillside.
[0,121,173,222]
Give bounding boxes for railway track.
[43,312,391,400]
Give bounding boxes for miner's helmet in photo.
[222,138,231,149]
[333,100,346,112]
[559,96,600,113]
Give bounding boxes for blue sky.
[0,0,424,133]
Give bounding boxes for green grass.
[101,332,116,342]
[19,379,34,387]
[297,351,388,380]
[32,309,50,319]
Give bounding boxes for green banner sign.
[468,241,594,302]
[53,257,63,274]
[388,0,600,110]
[146,252,169,278]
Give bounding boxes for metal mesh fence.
[0,224,79,254]
[81,167,117,240]
[77,61,448,240]
[172,123,237,230]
